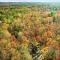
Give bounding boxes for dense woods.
[0,3,60,60]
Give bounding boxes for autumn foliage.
[0,3,60,60]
